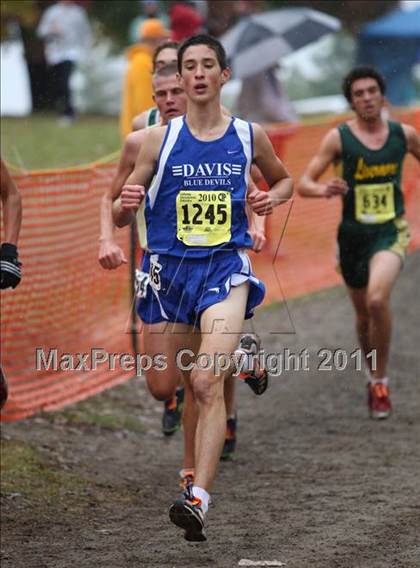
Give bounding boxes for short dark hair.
[153,62,179,80]
[342,66,386,103]
[177,34,227,74]
[152,41,179,72]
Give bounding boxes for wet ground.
[1,251,419,568]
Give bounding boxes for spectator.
[120,19,170,138]
[170,1,204,42]
[37,0,92,125]
[128,1,169,45]
[237,65,298,124]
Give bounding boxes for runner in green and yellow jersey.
[297,66,420,419]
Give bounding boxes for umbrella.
[220,8,341,79]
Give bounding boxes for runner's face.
[350,77,384,121]
[179,45,230,103]
[153,75,187,123]
[154,47,178,71]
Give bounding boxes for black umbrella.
[220,8,341,79]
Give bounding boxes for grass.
[1,380,146,506]
[58,408,145,433]
[48,381,146,434]
[0,438,85,504]
[1,114,120,170]
[0,112,346,172]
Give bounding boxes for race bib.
[354,183,395,224]
[149,258,162,291]
[134,269,149,299]
[176,190,231,246]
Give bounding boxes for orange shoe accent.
[368,382,392,419]
[189,496,202,507]
[372,383,388,399]
[166,396,177,411]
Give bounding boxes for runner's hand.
[247,186,274,216]
[121,185,145,212]
[249,228,266,252]
[98,239,127,270]
[324,178,348,198]
[0,243,22,289]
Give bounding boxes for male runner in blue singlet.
[114,35,293,541]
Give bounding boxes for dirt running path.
[1,252,419,568]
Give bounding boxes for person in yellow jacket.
[120,18,170,138]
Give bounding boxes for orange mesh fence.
[1,162,133,421]
[1,109,419,421]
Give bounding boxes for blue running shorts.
[137,249,265,327]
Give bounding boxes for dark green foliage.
[89,0,140,48]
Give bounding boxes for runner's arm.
[109,132,146,229]
[247,165,266,251]
[132,110,148,131]
[403,124,420,162]
[99,132,147,268]
[249,123,293,216]
[297,129,347,198]
[1,158,22,245]
[99,139,139,268]
[246,204,266,252]
[100,137,137,242]
[1,158,22,288]
[113,127,164,228]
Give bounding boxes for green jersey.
[145,107,160,128]
[336,121,407,224]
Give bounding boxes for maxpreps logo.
[172,162,242,187]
